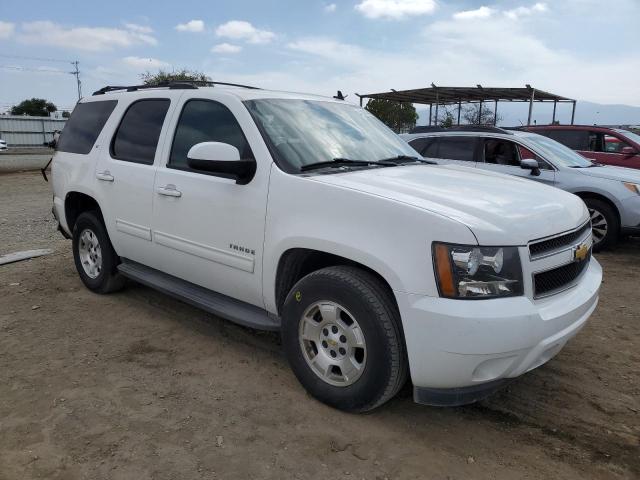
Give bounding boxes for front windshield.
[244,99,418,172]
[614,129,640,145]
[524,134,593,168]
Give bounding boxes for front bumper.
[620,194,640,231]
[396,258,602,404]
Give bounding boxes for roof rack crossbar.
[93,80,261,96]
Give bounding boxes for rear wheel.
[281,266,407,412]
[72,211,125,293]
[584,198,618,252]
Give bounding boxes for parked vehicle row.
[402,127,640,251]
[51,83,601,412]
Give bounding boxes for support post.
[457,101,461,125]
[434,92,439,125]
[552,100,557,124]
[478,100,483,124]
[359,95,363,107]
[494,100,498,126]
[571,101,576,125]
[527,88,535,126]
[429,104,432,126]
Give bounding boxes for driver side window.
[169,99,253,171]
[517,144,552,170]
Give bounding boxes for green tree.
[462,103,503,126]
[140,68,211,85]
[365,99,418,133]
[62,110,71,119]
[439,109,455,128]
[11,98,57,117]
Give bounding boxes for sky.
[0,0,639,117]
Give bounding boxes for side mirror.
[187,142,256,185]
[520,158,541,176]
[621,146,637,156]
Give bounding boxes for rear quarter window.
[56,100,118,154]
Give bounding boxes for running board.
[117,260,280,331]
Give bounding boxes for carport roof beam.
[358,85,575,107]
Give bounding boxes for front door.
[150,97,270,308]
[578,131,640,169]
[94,95,176,266]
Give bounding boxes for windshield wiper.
[376,155,438,165]
[300,158,396,172]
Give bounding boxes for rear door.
[476,137,555,185]
[94,92,179,266]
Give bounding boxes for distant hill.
[416,100,640,127]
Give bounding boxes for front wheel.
[584,198,618,252]
[281,266,408,412]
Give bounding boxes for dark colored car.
[524,125,640,170]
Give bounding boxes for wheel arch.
[573,191,621,229]
[273,248,400,317]
[64,191,104,232]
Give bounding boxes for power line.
[0,64,69,74]
[0,53,72,63]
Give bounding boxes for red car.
[525,125,640,170]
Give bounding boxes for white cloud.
[0,21,15,38]
[504,2,548,20]
[453,6,495,20]
[124,23,153,34]
[211,43,242,54]
[175,19,205,32]
[122,56,170,69]
[355,0,437,20]
[215,20,275,44]
[325,3,337,12]
[18,21,157,51]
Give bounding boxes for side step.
[117,260,280,331]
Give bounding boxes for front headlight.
[433,242,523,299]
[623,182,640,195]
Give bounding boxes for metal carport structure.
[356,84,577,126]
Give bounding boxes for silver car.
[402,127,640,250]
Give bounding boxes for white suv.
[52,82,602,412]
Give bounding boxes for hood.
[576,165,640,183]
[311,164,588,245]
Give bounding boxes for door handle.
[156,184,182,197]
[96,170,114,182]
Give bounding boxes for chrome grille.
[533,252,591,298]
[529,222,591,259]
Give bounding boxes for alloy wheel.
[299,301,367,387]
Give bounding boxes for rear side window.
[169,99,252,170]
[57,100,117,154]
[111,99,170,165]
[540,130,589,150]
[436,137,477,162]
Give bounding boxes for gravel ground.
[0,171,638,480]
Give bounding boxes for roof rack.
[409,125,513,135]
[93,80,261,96]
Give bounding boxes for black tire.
[584,198,618,252]
[281,266,408,412]
[72,211,125,293]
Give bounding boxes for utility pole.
[70,60,81,101]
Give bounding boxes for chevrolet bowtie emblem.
[574,241,590,262]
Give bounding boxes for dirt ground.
[0,171,638,480]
